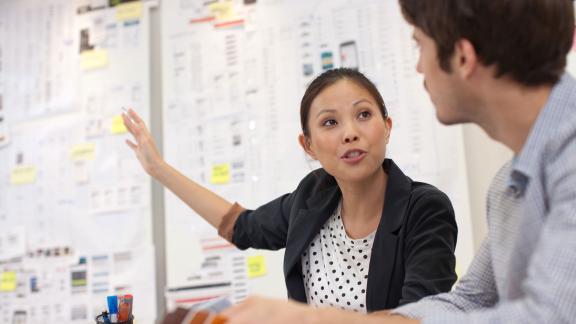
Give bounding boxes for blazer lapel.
[283,184,341,301]
[366,159,412,311]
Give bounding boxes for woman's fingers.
[128,107,146,127]
[125,139,137,150]
[125,108,154,139]
[122,112,138,136]
[122,109,151,144]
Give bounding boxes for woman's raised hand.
[122,108,165,178]
[121,107,234,228]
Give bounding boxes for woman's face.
[299,79,391,183]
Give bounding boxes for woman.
[123,68,457,313]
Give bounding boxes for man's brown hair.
[399,0,575,86]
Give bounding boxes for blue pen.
[107,295,118,323]
[101,311,111,324]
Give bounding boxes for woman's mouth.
[341,149,367,164]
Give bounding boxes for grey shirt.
[393,73,576,323]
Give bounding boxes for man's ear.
[298,134,317,160]
[454,38,478,79]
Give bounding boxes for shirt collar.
[509,73,575,196]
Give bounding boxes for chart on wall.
[161,0,475,308]
[0,0,157,323]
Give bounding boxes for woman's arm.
[122,108,234,228]
[399,189,458,305]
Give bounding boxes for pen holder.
[95,314,134,324]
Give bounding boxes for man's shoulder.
[543,75,576,165]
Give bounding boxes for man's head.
[399,0,575,86]
[399,0,575,126]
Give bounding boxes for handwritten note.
[70,143,95,161]
[10,166,37,185]
[111,115,128,134]
[208,2,235,21]
[80,49,109,70]
[247,255,267,278]
[116,2,142,22]
[0,271,17,292]
[210,164,231,184]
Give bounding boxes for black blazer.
[230,159,457,311]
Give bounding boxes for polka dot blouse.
[301,201,376,313]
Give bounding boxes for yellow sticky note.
[247,255,267,278]
[70,143,95,161]
[115,2,142,22]
[111,115,128,134]
[0,271,17,292]
[10,165,37,185]
[210,163,230,184]
[208,2,235,21]
[80,49,109,70]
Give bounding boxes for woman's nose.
[343,125,359,143]
[344,134,359,143]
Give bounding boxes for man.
[216,0,576,323]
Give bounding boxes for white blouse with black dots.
[301,201,376,313]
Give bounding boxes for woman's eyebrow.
[352,99,374,106]
[315,108,337,118]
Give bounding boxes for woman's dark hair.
[300,68,388,137]
[399,0,575,86]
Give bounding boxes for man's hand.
[220,296,315,324]
[219,296,420,324]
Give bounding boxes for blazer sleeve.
[223,191,296,251]
[398,189,458,306]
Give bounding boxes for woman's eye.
[359,111,371,119]
[322,119,337,127]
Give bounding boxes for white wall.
[462,125,512,250]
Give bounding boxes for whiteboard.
[0,1,157,323]
[161,0,474,308]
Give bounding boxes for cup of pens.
[96,294,134,324]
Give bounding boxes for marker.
[126,294,133,319]
[101,311,111,324]
[107,295,118,323]
[211,314,228,324]
[118,295,126,321]
[118,294,133,322]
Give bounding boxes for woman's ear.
[384,117,392,144]
[298,134,317,160]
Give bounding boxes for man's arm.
[392,237,498,319]
[396,152,576,323]
[220,296,419,324]
[217,238,496,324]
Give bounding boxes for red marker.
[117,294,133,322]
